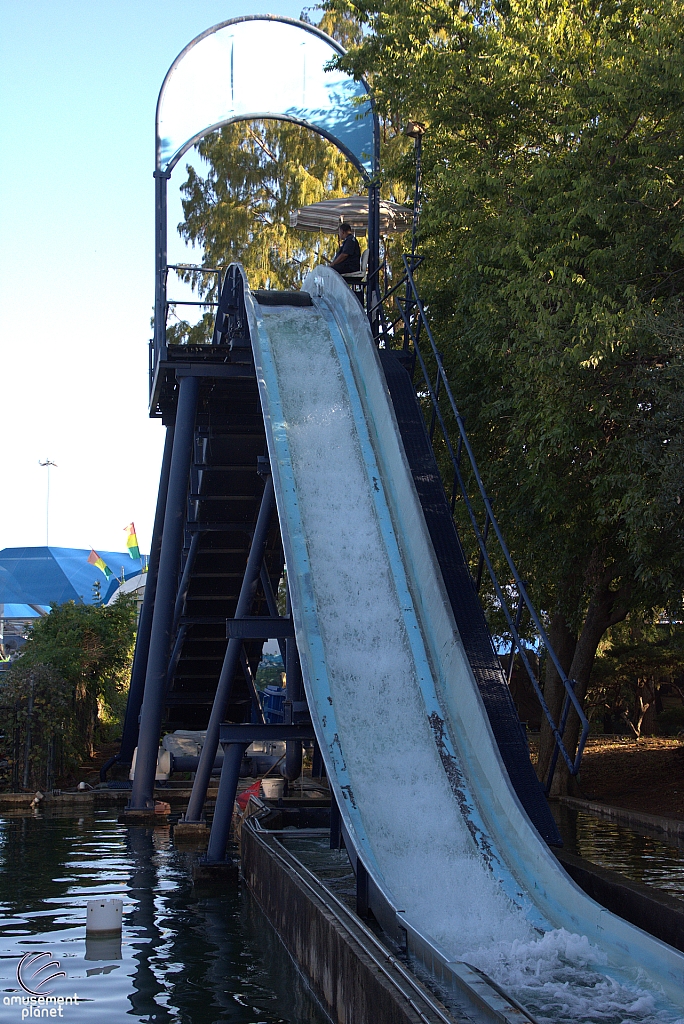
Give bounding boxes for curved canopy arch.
[152,15,381,368]
[156,15,378,180]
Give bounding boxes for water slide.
[245,266,684,1024]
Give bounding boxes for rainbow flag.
[124,523,140,561]
[87,549,113,580]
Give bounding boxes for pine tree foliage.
[177,119,363,295]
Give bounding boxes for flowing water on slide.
[263,303,684,1024]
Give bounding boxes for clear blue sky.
[0,0,305,557]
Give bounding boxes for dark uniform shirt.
[334,234,361,274]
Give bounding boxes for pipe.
[283,619,303,782]
[205,742,247,863]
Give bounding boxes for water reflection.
[0,811,327,1023]
[553,805,684,900]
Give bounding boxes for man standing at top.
[331,222,361,275]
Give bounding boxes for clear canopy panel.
[157,16,376,178]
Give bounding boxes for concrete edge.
[558,797,684,840]
[241,821,464,1024]
[554,848,684,954]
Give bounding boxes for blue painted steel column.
[119,426,175,763]
[183,475,275,823]
[283,591,303,781]
[128,375,199,810]
[205,742,248,863]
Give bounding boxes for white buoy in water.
[86,899,123,935]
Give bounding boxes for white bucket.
[261,777,286,800]
[86,899,123,935]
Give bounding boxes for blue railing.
[375,255,589,790]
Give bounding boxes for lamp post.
[404,121,426,260]
[402,121,426,351]
[38,459,57,547]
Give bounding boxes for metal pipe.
[283,589,303,782]
[171,753,223,773]
[119,426,175,764]
[410,130,423,259]
[393,264,589,775]
[506,588,526,686]
[128,375,199,810]
[183,475,275,822]
[172,531,200,630]
[205,742,247,863]
[428,358,442,442]
[165,624,187,690]
[475,506,493,593]
[240,649,266,724]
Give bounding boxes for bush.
[0,596,136,789]
[657,706,684,736]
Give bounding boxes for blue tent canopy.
[0,547,144,608]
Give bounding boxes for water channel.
[1,805,683,1024]
[0,809,327,1024]
[553,805,684,900]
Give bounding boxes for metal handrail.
[380,255,588,788]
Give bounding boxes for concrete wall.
[241,823,455,1024]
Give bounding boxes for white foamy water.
[262,303,683,1024]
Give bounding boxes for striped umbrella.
[289,195,413,235]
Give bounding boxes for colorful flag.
[124,523,140,561]
[87,549,113,580]
[236,780,262,811]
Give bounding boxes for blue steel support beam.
[173,531,200,629]
[183,474,276,823]
[205,742,248,863]
[128,375,200,810]
[283,589,304,781]
[163,530,202,689]
[119,425,175,764]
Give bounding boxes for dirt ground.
[563,736,684,822]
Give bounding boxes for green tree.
[325,0,684,791]
[167,119,363,344]
[0,596,137,788]
[588,617,684,738]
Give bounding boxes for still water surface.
[553,805,684,901]
[0,810,328,1024]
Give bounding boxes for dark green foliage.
[324,0,684,790]
[657,705,684,736]
[255,664,285,690]
[588,618,684,737]
[0,597,137,789]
